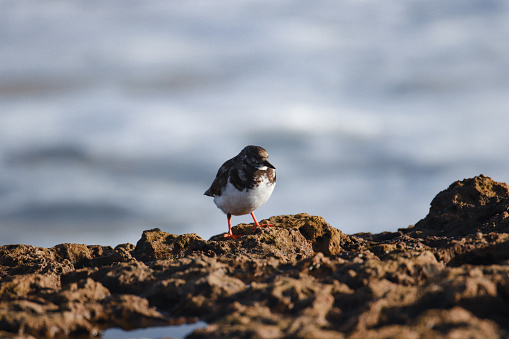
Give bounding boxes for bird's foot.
[253,224,274,231]
[223,233,241,239]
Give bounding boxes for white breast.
[213,177,275,216]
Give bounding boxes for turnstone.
[204,145,276,239]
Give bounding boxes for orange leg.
[224,213,241,239]
[251,212,273,231]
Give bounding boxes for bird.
[204,145,276,239]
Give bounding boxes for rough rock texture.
[1,175,509,338]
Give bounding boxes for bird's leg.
[251,212,273,231]
[224,213,241,239]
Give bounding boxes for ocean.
[1,0,509,248]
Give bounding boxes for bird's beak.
[264,160,276,169]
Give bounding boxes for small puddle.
[102,321,207,339]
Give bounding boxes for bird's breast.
[213,176,275,216]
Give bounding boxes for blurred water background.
[1,0,508,248]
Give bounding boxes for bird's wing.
[204,157,236,196]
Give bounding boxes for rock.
[413,174,509,236]
[132,229,208,261]
[263,213,349,255]
[211,226,315,261]
[1,175,509,338]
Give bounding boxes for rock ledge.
[1,175,509,338]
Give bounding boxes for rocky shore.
[1,175,509,338]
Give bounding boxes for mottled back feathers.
[204,145,276,197]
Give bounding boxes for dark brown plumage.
[204,145,276,197]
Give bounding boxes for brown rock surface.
[1,175,509,338]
